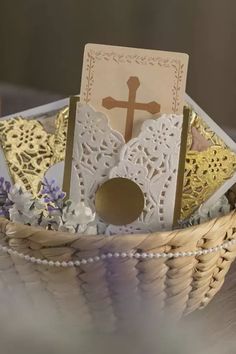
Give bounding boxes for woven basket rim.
[0,210,235,241]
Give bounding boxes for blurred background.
[0,0,235,133]
[0,2,236,351]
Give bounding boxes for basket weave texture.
[0,211,236,330]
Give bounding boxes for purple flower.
[41,178,66,212]
[0,177,13,219]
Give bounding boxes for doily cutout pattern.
[70,104,125,209]
[71,105,183,234]
[108,115,182,234]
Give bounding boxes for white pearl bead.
[173,252,180,258]
[1,234,236,267]
[196,251,203,256]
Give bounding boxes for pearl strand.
[0,238,235,268]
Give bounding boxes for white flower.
[40,201,97,235]
[58,201,97,234]
[198,195,230,221]
[62,201,95,228]
[83,225,98,235]
[40,214,62,231]
[58,223,76,234]
[8,184,45,226]
[9,205,42,226]
[185,195,230,226]
[6,183,98,235]
[8,184,33,212]
[9,206,25,224]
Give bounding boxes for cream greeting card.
[80,44,189,141]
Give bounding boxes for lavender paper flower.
[0,177,12,218]
[41,178,65,212]
[40,179,97,234]
[0,176,97,235]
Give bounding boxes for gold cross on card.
[102,76,161,142]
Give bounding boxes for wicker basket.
[0,211,236,330]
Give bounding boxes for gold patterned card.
[0,107,69,195]
[179,99,236,222]
[80,44,189,141]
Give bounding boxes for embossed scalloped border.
[83,49,185,114]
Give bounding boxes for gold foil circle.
[95,177,144,225]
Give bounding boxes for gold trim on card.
[173,107,191,226]
[62,96,80,196]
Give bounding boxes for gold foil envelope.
[0,107,69,195]
[180,107,236,221]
